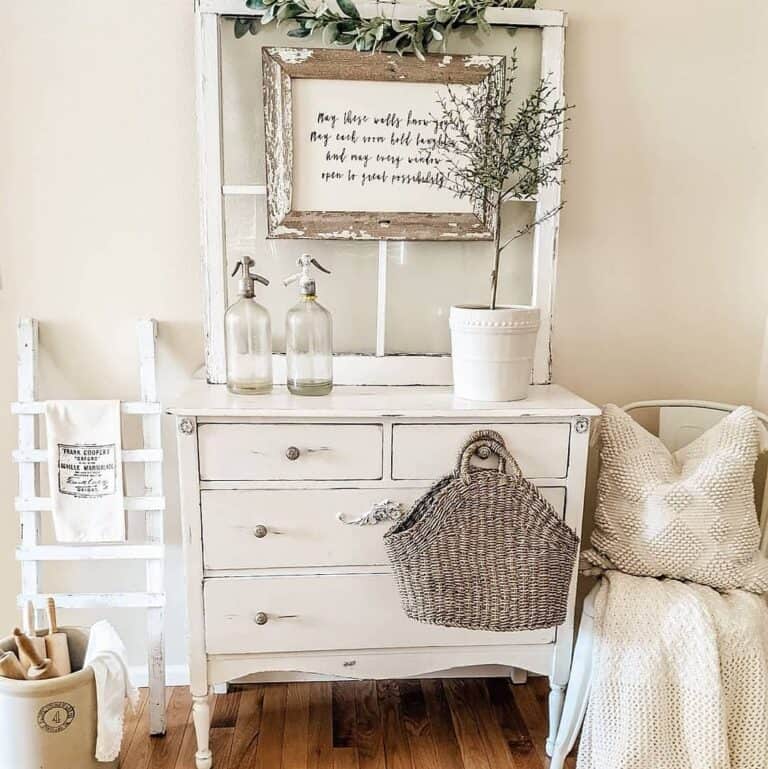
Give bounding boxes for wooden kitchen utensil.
[0,650,27,680]
[44,597,71,676]
[13,628,56,681]
[16,602,46,671]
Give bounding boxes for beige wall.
[1,0,766,670]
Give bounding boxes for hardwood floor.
[122,679,578,769]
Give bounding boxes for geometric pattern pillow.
[582,404,768,593]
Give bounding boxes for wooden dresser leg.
[546,683,565,756]
[192,693,213,769]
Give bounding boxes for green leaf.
[375,23,385,41]
[432,24,444,40]
[261,4,276,23]
[287,25,313,36]
[336,0,361,19]
[277,3,304,20]
[476,10,491,35]
[234,17,251,37]
[322,21,339,43]
[245,0,266,7]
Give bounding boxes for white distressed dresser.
[170,382,599,769]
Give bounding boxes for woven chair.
[548,400,768,768]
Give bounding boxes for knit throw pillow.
[582,404,768,592]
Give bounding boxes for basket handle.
[456,430,523,484]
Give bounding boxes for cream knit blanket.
[578,571,768,769]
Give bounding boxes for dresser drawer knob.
[254,612,269,626]
[285,446,301,461]
[252,525,268,539]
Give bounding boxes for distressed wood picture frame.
[262,47,506,241]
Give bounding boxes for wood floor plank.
[332,746,360,769]
[420,680,464,769]
[377,680,414,769]
[229,685,265,768]
[464,680,516,769]
[147,687,193,769]
[121,688,149,759]
[512,682,550,768]
[283,683,311,769]
[173,720,198,769]
[307,681,334,769]
[122,681,563,769]
[443,680,493,769]
[332,682,358,749]
[252,684,288,769]
[212,690,242,729]
[399,680,440,769]
[121,686,155,769]
[486,678,538,768]
[210,724,236,769]
[353,681,385,769]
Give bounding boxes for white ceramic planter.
[449,305,541,401]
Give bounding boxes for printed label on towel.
[57,443,117,498]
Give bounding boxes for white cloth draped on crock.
[84,620,139,762]
[44,400,125,542]
[578,571,768,769]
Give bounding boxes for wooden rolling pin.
[0,650,27,680]
[44,597,71,676]
[17,601,46,671]
[13,628,56,681]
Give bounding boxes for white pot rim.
[451,304,539,312]
[450,304,540,332]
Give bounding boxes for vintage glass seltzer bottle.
[283,254,333,396]
[225,256,273,395]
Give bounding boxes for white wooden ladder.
[13,317,167,735]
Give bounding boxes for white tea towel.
[44,400,125,542]
[84,620,139,762]
[578,571,768,769]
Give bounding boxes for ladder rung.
[15,496,165,512]
[16,545,164,562]
[18,593,166,609]
[12,401,161,416]
[13,448,162,463]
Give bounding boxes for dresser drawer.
[198,423,383,481]
[201,488,427,570]
[392,423,570,480]
[202,487,566,571]
[204,573,554,655]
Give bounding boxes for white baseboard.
[129,663,189,688]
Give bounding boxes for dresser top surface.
[168,382,600,418]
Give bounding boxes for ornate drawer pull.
[285,446,300,461]
[337,499,405,526]
[252,525,268,539]
[254,612,269,625]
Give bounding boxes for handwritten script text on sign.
[291,79,473,215]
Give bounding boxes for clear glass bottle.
[225,256,273,395]
[284,254,333,396]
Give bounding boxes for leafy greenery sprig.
[425,56,569,308]
[237,0,536,58]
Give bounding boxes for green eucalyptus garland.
[236,0,536,58]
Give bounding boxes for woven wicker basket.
[384,430,579,632]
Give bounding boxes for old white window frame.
[196,0,566,385]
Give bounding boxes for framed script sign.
[262,47,505,241]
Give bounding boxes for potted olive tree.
[428,57,568,401]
